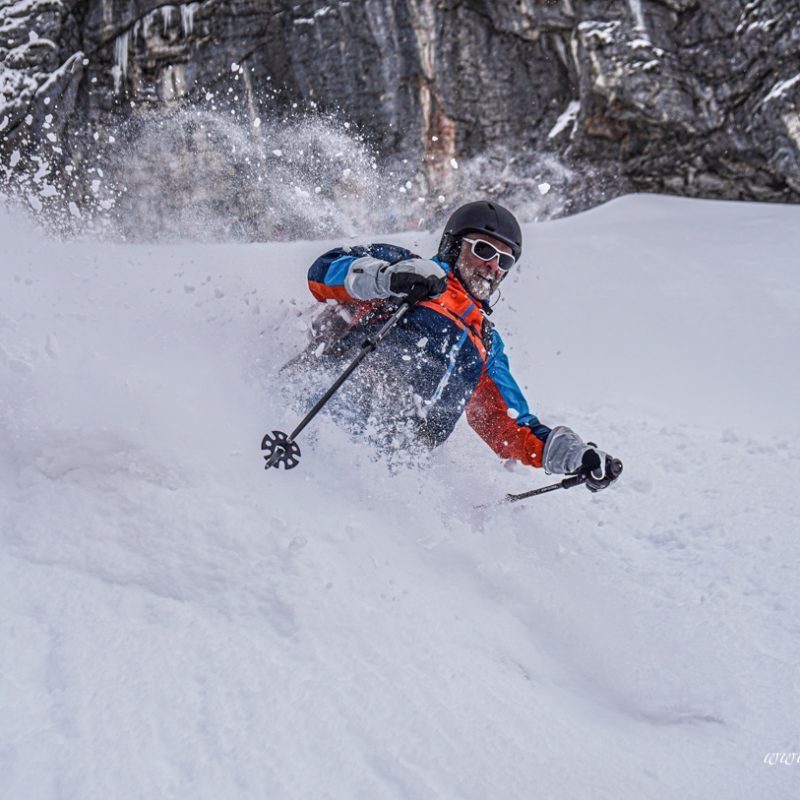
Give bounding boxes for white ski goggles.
[462,237,516,271]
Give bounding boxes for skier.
[301,200,620,490]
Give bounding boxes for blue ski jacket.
[307,243,551,467]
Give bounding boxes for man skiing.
[302,200,620,491]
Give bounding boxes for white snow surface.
[1,194,800,799]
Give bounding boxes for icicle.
[181,3,200,36]
[627,0,648,33]
[112,30,130,94]
[161,6,173,35]
[142,10,155,40]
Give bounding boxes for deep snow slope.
[1,195,799,800]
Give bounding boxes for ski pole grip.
[561,473,588,490]
[405,283,431,305]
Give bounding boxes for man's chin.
[465,278,492,301]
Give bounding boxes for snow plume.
[1,108,390,241]
[444,148,586,222]
[3,99,586,242]
[99,111,589,242]
[96,109,410,242]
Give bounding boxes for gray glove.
[345,256,447,301]
[542,425,621,492]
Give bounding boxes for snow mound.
[1,194,799,799]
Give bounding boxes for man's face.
[456,232,514,301]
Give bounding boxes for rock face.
[1,0,799,237]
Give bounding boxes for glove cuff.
[542,425,588,475]
[345,256,391,300]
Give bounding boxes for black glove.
[384,258,448,300]
[581,446,623,493]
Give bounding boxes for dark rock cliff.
[1,0,798,238]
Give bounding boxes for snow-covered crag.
[0,0,85,211]
[1,0,799,233]
[566,1,800,201]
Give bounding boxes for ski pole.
[503,457,623,503]
[262,286,428,470]
[504,473,588,502]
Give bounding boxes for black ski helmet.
[437,200,522,268]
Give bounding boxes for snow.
[547,100,580,140]
[1,194,800,798]
[0,0,63,25]
[6,39,57,65]
[577,20,620,46]
[736,2,778,36]
[6,41,84,114]
[294,6,333,25]
[0,63,39,109]
[764,74,800,103]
